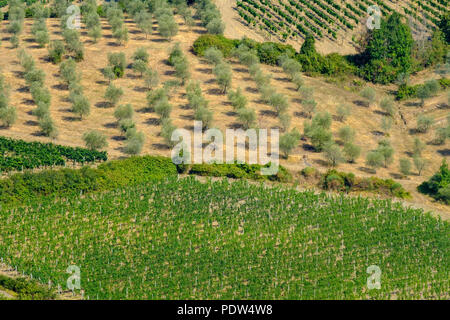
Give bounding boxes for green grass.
[0,177,448,300]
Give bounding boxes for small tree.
[381,116,393,134]
[132,47,149,64]
[413,156,427,176]
[366,151,384,172]
[102,66,116,84]
[154,97,173,120]
[0,106,17,127]
[269,93,289,115]
[124,131,145,155]
[413,137,425,157]
[323,142,344,167]
[108,52,126,78]
[377,139,395,168]
[279,129,301,159]
[48,40,65,64]
[173,56,190,85]
[338,126,355,144]
[113,26,129,45]
[25,68,45,87]
[83,130,108,150]
[36,30,49,48]
[399,158,412,177]
[213,62,232,93]
[161,118,177,147]
[360,87,376,107]
[114,104,134,121]
[379,96,396,117]
[292,73,304,90]
[88,25,102,43]
[104,83,124,107]
[238,107,256,129]
[204,47,224,66]
[336,104,351,122]
[71,94,91,120]
[206,18,225,35]
[144,68,159,90]
[39,114,58,138]
[416,115,434,133]
[302,99,317,118]
[279,112,291,132]
[194,106,213,129]
[228,88,247,110]
[416,85,431,107]
[343,143,361,163]
[132,60,148,77]
[158,13,178,40]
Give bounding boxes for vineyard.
[0,136,107,171]
[234,0,449,48]
[0,177,448,299]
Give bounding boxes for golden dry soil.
[0,15,448,217]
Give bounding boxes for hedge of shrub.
[0,156,178,205]
[300,167,410,199]
[188,162,292,182]
[396,77,450,100]
[0,155,293,205]
[193,34,355,75]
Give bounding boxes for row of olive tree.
[106,4,129,45]
[31,2,50,48]
[7,0,25,48]
[195,0,225,35]
[18,49,57,138]
[0,70,17,128]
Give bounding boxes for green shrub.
[0,156,178,206]
[418,159,450,204]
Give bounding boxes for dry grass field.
[0,12,448,216]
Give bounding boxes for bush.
[48,40,65,64]
[107,52,126,78]
[418,159,450,204]
[83,130,108,151]
[193,34,239,57]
